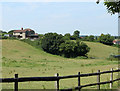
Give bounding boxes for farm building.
[13,28,39,40]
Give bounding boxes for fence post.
[14,74,18,91]
[97,70,100,90]
[55,73,59,91]
[110,68,113,89]
[78,72,81,91]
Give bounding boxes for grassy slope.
[2,40,118,89]
[84,41,117,59]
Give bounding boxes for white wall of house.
[13,32,26,39]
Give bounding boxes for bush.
[41,33,65,55]
[41,32,90,58]
[59,40,77,57]
[59,40,90,58]
[99,34,114,45]
[88,35,94,41]
[63,33,71,40]
[2,36,8,39]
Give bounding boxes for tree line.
[41,32,90,58]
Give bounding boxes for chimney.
[21,27,23,30]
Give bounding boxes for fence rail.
[1,68,120,91]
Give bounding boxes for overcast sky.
[1,2,118,36]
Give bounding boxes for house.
[13,28,39,39]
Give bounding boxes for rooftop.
[13,28,34,33]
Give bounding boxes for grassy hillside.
[84,41,118,59]
[2,40,118,89]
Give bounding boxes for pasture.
[1,40,118,89]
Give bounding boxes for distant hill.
[84,41,118,59]
[2,40,64,62]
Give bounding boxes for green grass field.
[1,40,119,89]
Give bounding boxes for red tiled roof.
[13,30,24,33]
[13,28,34,33]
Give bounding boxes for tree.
[38,34,44,39]
[59,40,90,58]
[0,30,7,33]
[88,35,95,41]
[99,33,114,45]
[97,0,120,14]
[71,30,80,40]
[8,30,14,35]
[64,33,71,37]
[59,40,77,58]
[63,33,71,40]
[81,36,89,41]
[41,32,90,58]
[104,1,120,14]
[41,33,65,55]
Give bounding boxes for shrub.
[59,40,90,58]
[63,33,71,40]
[88,35,94,41]
[39,32,90,58]
[99,34,114,45]
[59,40,77,57]
[41,33,65,55]
[2,36,8,39]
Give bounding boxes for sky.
[1,2,118,36]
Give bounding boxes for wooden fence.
[1,68,120,91]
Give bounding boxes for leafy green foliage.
[81,36,89,41]
[81,35,96,42]
[41,33,65,55]
[1,36,8,39]
[73,30,80,38]
[99,34,114,45]
[88,35,95,41]
[0,30,7,33]
[104,1,120,14]
[8,30,14,35]
[59,40,90,58]
[59,40,77,58]
[63,33,71,40]
[41,33,90,58]
[0,30,9,39]
[38,34,44,39]
[71,30,80,40]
